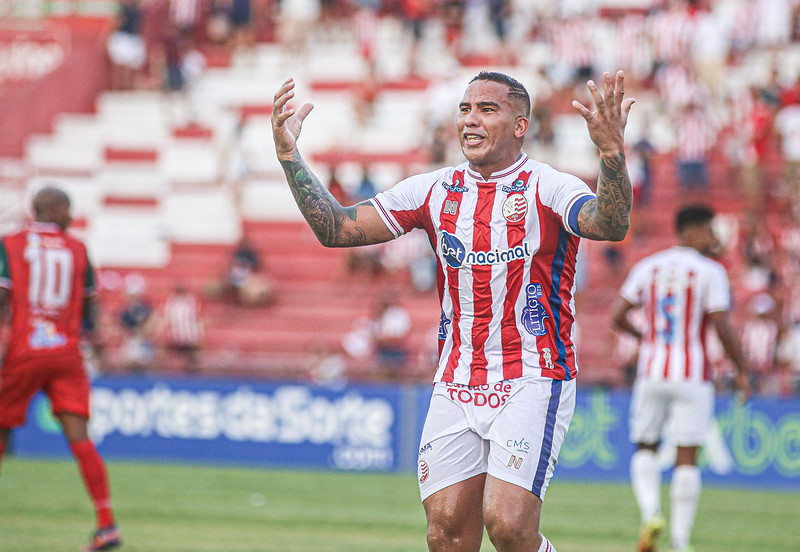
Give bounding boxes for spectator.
[353,63,381,127]
[154,25,203,124]
[326,165,350,205]
[774,95,800,212]
[169,0,203,36]
[632,120,656,208]
[307,341,347,388]
[674,101,716,194]
[742,292,779,393]
[224,237,275,307]
[439,0,465,60]
[119,273,156,372]
[278,0,321,61]
[227,0,256,54]
[160,283,204,373]
[354,166,377,201]
[107,0,146,90]
[370,295,412,378]
[402,0,431,76]
[488,0,514,65]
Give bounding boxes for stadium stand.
[3,0,800,393]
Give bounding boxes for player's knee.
[426,512,476,551]
[484,510,539,550]
[426,523,458,551]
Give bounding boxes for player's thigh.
[629,379,670,445]
[418,391,487,503]
[483,475,543,540]
[487,377,576,500]
[44,353,91,420]
[670,381,714,447]
[423,473,486,549]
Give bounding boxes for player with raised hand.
[273,70,634,552]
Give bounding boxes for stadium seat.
[161,189,241,243]
[87,208,171,268]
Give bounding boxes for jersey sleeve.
[0,239,10,290]
[370,168,447,238]
[703,262,731,313]
[537,165,595,237]
[619,259,647,305]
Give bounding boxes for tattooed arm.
[572,71,636,242]
[271,78,394,247]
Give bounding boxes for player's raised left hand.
[572,70,635,159]
[272,77,314,162]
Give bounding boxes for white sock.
[537,534,556,552]
[631,449,662,522]
[670,465,701,549]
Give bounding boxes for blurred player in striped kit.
[612,205,751,552]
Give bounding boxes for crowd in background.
[96,0,800,393]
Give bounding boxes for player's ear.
[514,116,529,138]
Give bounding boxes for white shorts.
[629,379,714,447]
[417,376,576,502]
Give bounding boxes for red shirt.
[0,223,94,363]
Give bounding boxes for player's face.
[690,221,722,257]
[457,80,528,179]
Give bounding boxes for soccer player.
[0,187,121,552]
[272,70,635,552]
[612,205,751,552]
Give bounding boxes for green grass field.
[0,457,797,552]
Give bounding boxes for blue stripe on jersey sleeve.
[567,194,594,237]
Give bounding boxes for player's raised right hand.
[272,78,314,162]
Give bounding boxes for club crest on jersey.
[521,283,549,336]
[502,178,529,193]
[502,194,528,223]
[26,232,42,248]
[442,177,468,193]
[438,311,451,340]
[440,231,532,269]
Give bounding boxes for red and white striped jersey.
[162,290,203,346]
[550,17,596,69]
[620,246,731,383]
[370,154,594,385]
[675,109,717,162]
[648,7,694,63]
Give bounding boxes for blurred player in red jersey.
[0,187,121,552]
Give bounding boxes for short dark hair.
[675,205,715,233]
[469,71,531,117]
[32,186,69,217]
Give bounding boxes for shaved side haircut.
[469,71,531,117]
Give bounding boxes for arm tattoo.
[578,152,632,241]
[280,151,369,247]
